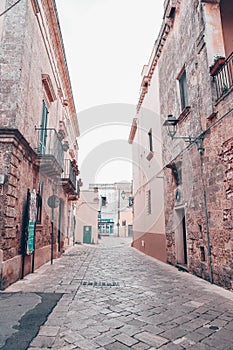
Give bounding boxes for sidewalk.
[1,236,233,349]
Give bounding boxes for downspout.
[199,148,213,284]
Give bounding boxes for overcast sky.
[56,0,164,186]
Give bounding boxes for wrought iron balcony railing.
[212,52,233,101]
[61,159,77,191]
[35,127,64,176]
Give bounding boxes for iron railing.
[212,52,233,100]
[61,159,77,189]
[35,127,64,169]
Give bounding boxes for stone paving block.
[159,326,188,341]
[30,335,55,348]
[183,301,205,308]
[158,343,184,349]
[185,330,207,343]
[74,338,100,350]
[115,332,139,346]
[3,238,233,350]
[91,324,110,333]
[94,334,115,346]
[52,344,77,350]
[134,331,169,347]
[143,324,164,335]
[190,345,219,350]
[159,321,179,331]
[103,329,121,338]
[100,308,114,315]
[103,318,125,329]
[104,341,132,350]
[108,312,122,318]
[218,313,233,322]
[120,324,144,336]
[39,326,60,337]
[131,342,150,349]
[201,336,230,350]
[194,326,216,337]
[173,336,195,347]
[182,317,209,331]
[127,318,148,327]
[172,315,196,325]
[78,327,100,339]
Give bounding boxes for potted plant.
[209,55,225,76]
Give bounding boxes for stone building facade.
[131,0,233,289]
[89,182,133,238]
[128,60,166,262]
[0,0,80,289]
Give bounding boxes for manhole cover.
[62,252,87,257]
[81,281,120,287]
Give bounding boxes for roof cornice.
[136,0,180,112]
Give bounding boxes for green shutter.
[39,100,48,154]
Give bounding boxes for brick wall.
[158,0,233,288]
[0,0,79,288]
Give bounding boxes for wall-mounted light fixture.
[0,174,6,185]
[163,115,204,153]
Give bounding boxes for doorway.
[83,226,92,244]
[175,208,187,266]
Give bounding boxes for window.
[148,129,153,152]
[101,196,107,206]
[178,70,189,111]
[146,129,154,161]
[176,161,182,185]
[39,100,48,155]
[128,196,134,207]
[167,161,182,186]
[146,190,151,215]
[36,181,43,223]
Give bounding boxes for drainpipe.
[199,149,213,284]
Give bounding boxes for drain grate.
[81,281,120,287]
[209,325,219,331]
[204,324,220,331]
[62,252,88,257]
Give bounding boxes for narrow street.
[1,237,233,350]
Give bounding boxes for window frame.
[39,100,49,155]
[148,129,153,153]
[178,69,189,111]
[146,189,152,215]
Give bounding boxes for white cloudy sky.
[56,0,164,186]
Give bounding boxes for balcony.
[211,52,233,101]
[35,128,64,177]
[61,159,77,196]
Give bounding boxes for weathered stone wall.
[0,133,36,261]
[0,0,28,129]
[158,0,233,288]
[0,0,79,288]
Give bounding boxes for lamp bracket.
[172,136,195,142]
[173,135,204,153]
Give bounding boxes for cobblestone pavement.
[3,236,233,350]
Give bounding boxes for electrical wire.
[0,0,22,17]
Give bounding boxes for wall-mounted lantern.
[163,115,204,153]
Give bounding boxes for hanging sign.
[47,195,60,208]
[27,189,37,255]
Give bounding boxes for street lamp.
[117,190,126,237]
[163,114,178,139]
[163,115,204,153]
[163,114,212,282]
